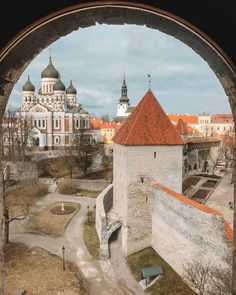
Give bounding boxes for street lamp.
[87,205,89,223]
[62,245,65,270]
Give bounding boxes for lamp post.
[87,205,89,223]
[62,245,65,270]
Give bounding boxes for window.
[38,120,41,128]
[42,120,45,128]
[154,152,157,158]
[55,119,59,128]
[80,119,86,128]
[34,120,37,127]
[76,119,79,128]
[54,137,60,144]
[217,126,220,130]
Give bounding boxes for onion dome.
[53,76,65,91]
[41,56,59,79]
[66,80,77,95]
[38,87,42,94]
[22,76,35,92]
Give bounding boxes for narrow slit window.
[154,152,157,158]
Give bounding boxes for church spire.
[120,74,129,102]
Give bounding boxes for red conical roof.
[113,90,184,145]
[176,118,188,135]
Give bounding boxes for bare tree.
[183,260,211,295]
[64,129,104,178]
[183,259,233,295]
[2,108,33,161]
[3,182,30,244]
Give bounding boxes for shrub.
[58,180,77,195]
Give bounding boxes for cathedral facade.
[17,56,90,149]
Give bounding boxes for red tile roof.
[113,90,184,146]
[168,114,198,124]
[153,182,233,242]
[211,114,233,123]
[176,118,188,135]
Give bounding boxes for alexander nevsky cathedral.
[17,56,90,149]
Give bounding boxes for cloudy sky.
[8,24,231,118]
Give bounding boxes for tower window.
[154,152,157,158]
[42,120,45,128]
[38,120,41,128]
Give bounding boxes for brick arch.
[0,2,236,119]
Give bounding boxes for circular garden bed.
[51,205,76,215]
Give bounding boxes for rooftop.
[113,90,184,146]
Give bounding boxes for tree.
[64,129,105,178]
[2,108,33,161]
[2,179,30,244]
[183,259,233,295]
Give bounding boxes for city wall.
[151,182,233,274]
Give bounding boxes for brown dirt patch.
[37,156,82,178]
[191,189,210,201]
[5,243,88,295]
[28,202,80,236]
[182,177,201,193]
[79,168,113,180]
[201,179,218,188]
[6,180,48,218]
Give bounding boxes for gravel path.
[10,192,135,295]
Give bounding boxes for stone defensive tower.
[112,89,184,256]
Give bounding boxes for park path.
[10,192,135,295]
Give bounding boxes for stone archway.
[0,1,235,292]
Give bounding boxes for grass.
[28,202,80,236]
[83,211,99,259]
[79,168,113,180]
[58,180,78,195]
[5,243,88,295]
[37,156,82,178]
[77,189,101,198]
[6,180,48,217]
[182,176,201,193]
[127,247,196,295]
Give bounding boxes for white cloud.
[7,24,231,117]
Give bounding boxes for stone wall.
[62,179,110,192]
[151,183,232,275]
[4,161,38,182]
[113,143,183,256]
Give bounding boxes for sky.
[8,24,231,118]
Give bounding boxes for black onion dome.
[22,76,35,92]
[66,80,77,95]
[53,77,65,91]
[41,57,59,79]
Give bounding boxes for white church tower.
[113,89,184,256]
[116,74,130,117]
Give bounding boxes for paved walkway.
[10,193,135,295]
[110,231,144,295]
[205,172,234,227]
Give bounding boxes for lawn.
[127,247,196,295]
[28,202,80,236]
[83,211,99,259]
[5,243,88,295]
[182,176,201,193]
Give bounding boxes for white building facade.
[17,57,90,149]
